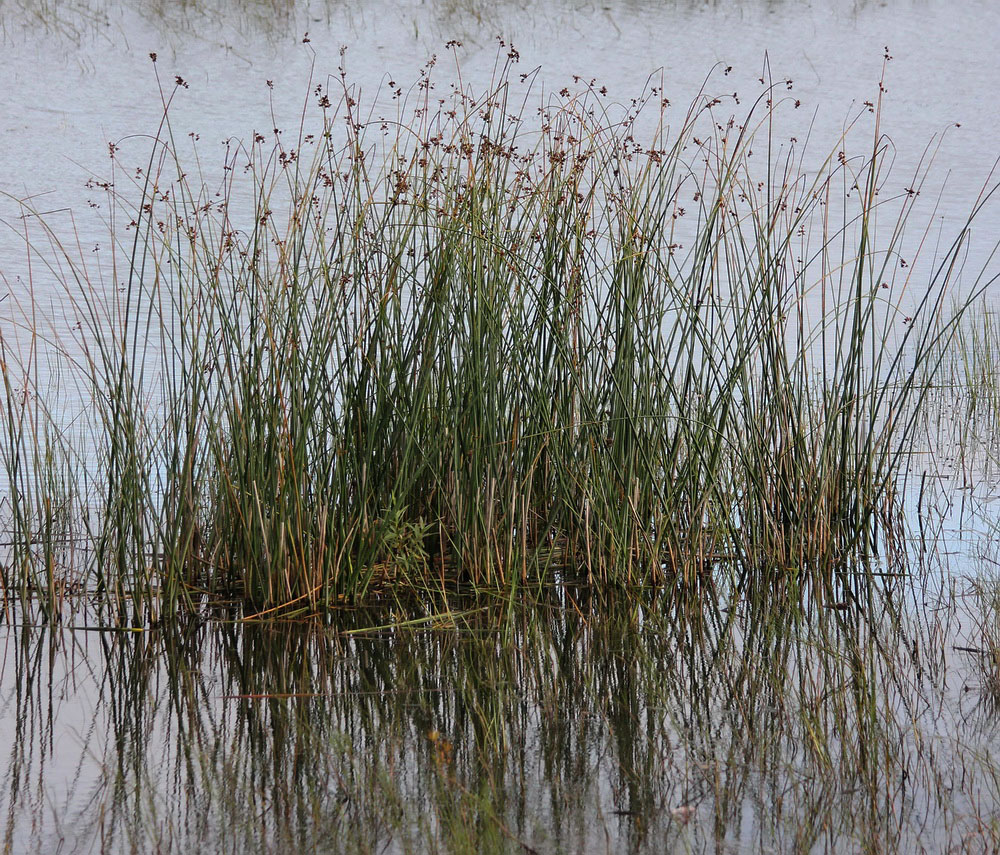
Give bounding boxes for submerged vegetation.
[1,50,994,621]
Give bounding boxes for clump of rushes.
[2,48,994,620]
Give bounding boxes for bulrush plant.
[2,48,992,619]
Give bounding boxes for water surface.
[4,2,1000,852]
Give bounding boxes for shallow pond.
[4,1,1000,852]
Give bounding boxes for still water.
[4,1,1000,852]
[3,576,1000,854]
[4,0,1000,265]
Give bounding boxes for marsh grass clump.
[1,50,992,619]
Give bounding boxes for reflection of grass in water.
[1,51,994,620]
[920,301,1000,481]
[966,575,1000,718]
[0,0,308,42]
[2,587,1000,852]
[0,0,904,46]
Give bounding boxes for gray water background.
[3,0,1000,269]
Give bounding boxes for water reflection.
[3,579,997,853]
[0,0,903,44]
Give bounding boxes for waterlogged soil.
[5,1,1000,853]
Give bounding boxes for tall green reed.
[2,51,993,618]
